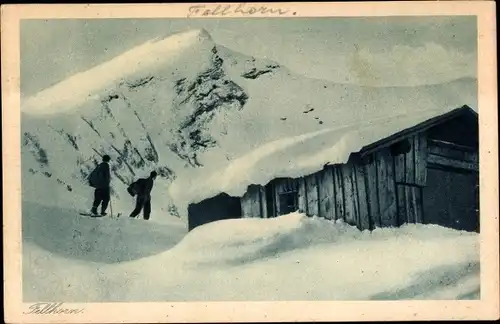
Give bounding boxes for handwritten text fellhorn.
[24,303,84,315]
[187,3,296,18]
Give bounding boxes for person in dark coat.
[89,155,111,216]
[128,171,158,220]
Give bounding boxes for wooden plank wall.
[317,168,336,220]
[239,133,431,231]
[273,154,395,231]
[241,185,264,218]
[297,177,307,213]
[375,150,398,227]
[298,163,372,230]
[394,134,427,186]
[341,164,356,225]
[333,167,345,220]
[305,174,319,216]
[395,185,423,225]
[355,163,370,230]
[415,133,428,185]
[364,158,381,228]
[240,189,253,217]
[393,134,427,226]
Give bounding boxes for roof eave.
[358,105,477,157]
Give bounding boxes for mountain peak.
[155,28,213,45]
[197,28,213,42]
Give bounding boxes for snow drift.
[23,201,480,302]
[21,28,477,218]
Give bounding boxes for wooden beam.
[395,182,424,188]
[298,177,307,214]
[342,164,356,225]
[241,190,254,218]
[376,150,398,227]
[318,167,335,220]
[414,133,427,186]
[428,142,478,163]
[306,174,319,216]
[274,182,281,216]
[333,166,345,221]
[406,186,416,224]
[415,187,424,224]
[405,137,416,184]
[364,160,380,228]
[249,185,262,217]
[394,152,406,183]
[396,184,407,226]
[354,163,370,230]
[428,153,479,172]
[428,138,477,153]
[259,186,268,218]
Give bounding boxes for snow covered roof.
[359,105,477,156]
[170,105,476,205]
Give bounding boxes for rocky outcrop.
[172,46,248,167]
[241,63,280,79]
[23,132,49,167]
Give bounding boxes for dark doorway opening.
[265,183,276,217]
[278,191,299,215]
[188,193,242,231]
[422,167,479,232]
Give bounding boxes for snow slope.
[22,201,187,263]
[21,28,477,218]
[23,203,479,302]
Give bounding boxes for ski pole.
[110,197,113,218]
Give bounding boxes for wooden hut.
[188,105,479,232]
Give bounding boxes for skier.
[88,155,112,216]
[127,171,158,220]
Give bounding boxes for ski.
[78,212,124,218]
[78,212,106,218]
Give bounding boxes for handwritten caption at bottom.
[24,303,84,315]
[187,3,297,18]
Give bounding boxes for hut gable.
[358,105,477,157]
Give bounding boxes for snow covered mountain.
[21,28,477,218]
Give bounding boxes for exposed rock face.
[23,132,49,167]
[241,64,280,79]
[171,46,248,167]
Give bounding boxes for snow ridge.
[22,29,213,115]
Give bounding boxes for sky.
[20,16,477,97]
